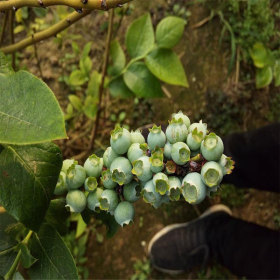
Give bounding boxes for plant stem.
[4,231,33,280]
[0,0,132,12]
[32,30,44,79]
[88,9,114,152]
[1,10,91,54]
[0,11,9,46]
[235,45,240,85]
[8,10,15,69]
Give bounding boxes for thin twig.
[1,10,91,54]
[191,11,214,29]
[0,11,9,46]
[9,10,15,69]
[235,45,240,86]
[32,31,43,79]
[88,9,114,152]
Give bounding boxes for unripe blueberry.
[132,156,153,182]
[201,161,223,187]
[172,111,190,128]
[152,194,169,209]
[187,122,207,151]
[84,177,98,192]
[99,189,119,214]
[182,172,206,204]
[127,143,148,164]
[110,157,133,185]
[84,154,103,177]
[123,180,141,202]
[153,172,169,195]
[201,133,224,161]
[147,125,166,151]
[54,171,67,195]
[171,142,191,165]
[62,159,78,173]
[110,125,131,155]
[130,129,145,144]
[141,179,162,204]
[103,147,118,168]
[218,154,235,175]
[66,190,86,213]
[166,118,188,144]
[66,164,87,190]
[189,120,207,138]
[150,147,164,173]
[87,188,103,211]
[168,176,181,201]
[101,169,117,189]
[163,142,172,160]
[114,201,135,226]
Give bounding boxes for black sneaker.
[148,204,232,274]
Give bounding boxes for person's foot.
[148,204,232,274]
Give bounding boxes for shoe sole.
[148,204,232,275]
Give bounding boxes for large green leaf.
[156,16,186,49]
[108,40,126,76]
[109,76,134,98]
[124,62,164,98]
[29,224,78,279]
[256,66,273,89]
[145,48,188,87]
[125,13,154,59]
[0,213,18,278]
[0,143,62,231]
[0,70,67,144]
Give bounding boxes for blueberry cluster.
[56,112,234,227]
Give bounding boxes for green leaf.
[0,213,18,278]
[69,70,87,87]
[109,76,134,98]
[45,199,70,236]
[124,62,164,98]
[29,224,78,279]
[274,60,280,87]
[0,51,13,76]
[256,66,273,89]
[12,272,25,280]
[76,215,87,239]
[83,96,98,119]
[125,13,154,58]
[33,7,47,18]
[86,70,101,96]
[0,143,62,231]
[0,70,67,144]
[156,16,186,49]
[68,95,83,111]
[108,40,126,76]
[145,48,188,87]
[81,42,92,60]
[79,56,92,77]
[20,243,37,269]
[249,42,274,68]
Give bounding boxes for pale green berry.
[123,180,141,203]
[62,159,78,173]
[218,154,235,175]
[54,171,67,195]
[201,133,224,161]
[84,177,98,192]
[150,147,164,173]
[201,161,223,187]
[147,125,166,151]
[99,189,119,214]
[110,125,131,155]
[66,190,86,213]
[182,172,206,204]
[87,188,103,211]
[171,142,191,165]
[114,201,135,226]
[132,156,152,182]
[84,154,103,177]
[101,169,117,189]
[152,194,169,209]
[172,111,190,128]
[166,118,188,144]
[153,172,169,195]
[127,143,148,164]
[189,120,207,138]
[130,129,145,144]
[103,147,118,168]
[168,176,181,201]
[110,157,133,185]
[141,179,162,204]
[187,122,206,151]
[66,164,87,190]
[163,142,172,160]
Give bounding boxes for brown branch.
[0,10,91,54]
[88,8,114,152]
[0,11,9,46]
[0,0,132,11]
